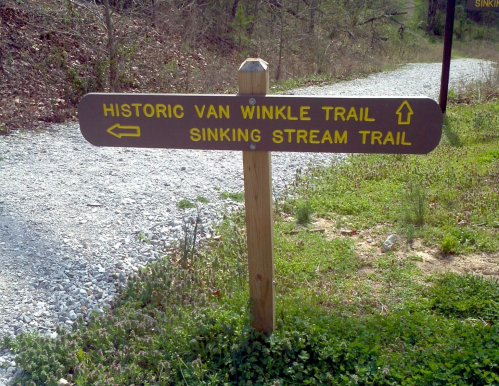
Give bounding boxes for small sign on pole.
[467,0,499,10]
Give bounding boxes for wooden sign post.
[79,58,443,335]
[238,59,275,333]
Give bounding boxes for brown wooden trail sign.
[79,94,442,155]
[79,58,443,333]
[467,0,499,10]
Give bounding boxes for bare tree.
[309,0,316,33]
[103,0,117,91]
[426,0,439,34]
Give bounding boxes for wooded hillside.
[0,0,497,132]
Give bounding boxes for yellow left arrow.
[107,124,141,138]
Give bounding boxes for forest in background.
[0,0,498,132]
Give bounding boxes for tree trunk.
[309,0,316,33]
[275,5,284,81]
[103,0,117,91]
[231,0,240,19]
[249,0,259,36]
[151,0,155,26]
[426,0,438,34]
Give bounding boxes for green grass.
[220,191,244,202]
[196,195,210,204]
[291,101,499,253]
[3,101,499,385]
[425,273,499,321]
[178,199,196,209]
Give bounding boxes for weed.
[180,211,201,267]
[402,223,416,245]
[440,234,459,254]
[452,228,477,247]
[220,191,244,202]
[178,199,195,209]
[403,181,427,227]
[476,150,499,164]
[138,232,151,243]
[295,199,313,225]
[196,195,209,204]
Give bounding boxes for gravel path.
[290,58,495,97]
[0,58,496,385]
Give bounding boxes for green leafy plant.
[138,232,151,243]
[228,4,253,49]
[403,223,416,245]
[295,199,313,225]
[178,199,196,209]
[403,181,427,227]
[427,273,499,321]
[441,234,459,254]
[196,195,209,204]
[180,210,201,267]
[473,110,497,134]
[220,191,244,202]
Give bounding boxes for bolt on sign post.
[79,58,443,334]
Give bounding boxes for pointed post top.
[238,58,269,95]
[238,58,268,72]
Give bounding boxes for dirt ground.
[313,218,499,280]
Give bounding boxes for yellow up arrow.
[396,101,413,125]
[107,124,141,138]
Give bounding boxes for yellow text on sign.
[322,107,375,122]
[188,128,348,145]
[240,105,311,121]
[190,128,261,142]
[102,103,184,118]
[359,131,412,146]
[475,0,499,6]
[272,129,347,144]
[194,105,230,119]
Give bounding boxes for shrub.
[295,199,313,225]
[441,234,459,254]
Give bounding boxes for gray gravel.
[0,58,496,385]
[290,58,495,97]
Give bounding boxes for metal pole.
[439,0,456,113]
